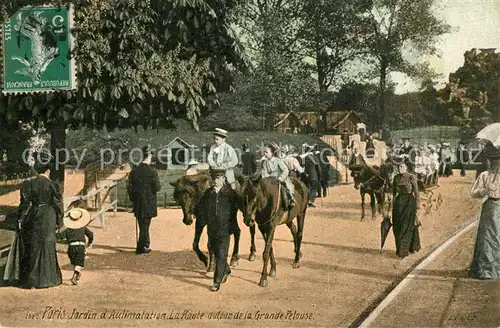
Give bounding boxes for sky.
[391,0,500,94]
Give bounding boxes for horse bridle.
[357,166,388,192]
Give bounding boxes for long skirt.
[469,198,500,279]
[392,194,421,258]
[19,237,62,288]
[19,207,62,288]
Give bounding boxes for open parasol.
[476,123,500,147]
[380,216,392,250]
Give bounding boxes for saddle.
[278,181,293,211]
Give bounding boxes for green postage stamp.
[1,5,77,94]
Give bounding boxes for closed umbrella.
[380,215,392,250]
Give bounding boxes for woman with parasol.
[469,138,500,279]
[390,157,421,259]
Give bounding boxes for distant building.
[274,110,363,134]
[157,137,197,170]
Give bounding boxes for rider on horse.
[261,143,295,209]
[207,128,239,190]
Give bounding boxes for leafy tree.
[298,0,372,93]
[0,0,247,191]
[365,0,450,128]
[234,0,319,124]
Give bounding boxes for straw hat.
[63,208,91,230]
[213,128,228,138]
[209,168,226,178]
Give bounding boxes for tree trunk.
[316,54,328,93]
[50,119,66,196]
[379,61,388,130]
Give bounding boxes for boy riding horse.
[207,128,239,190]
[261,143,295,209]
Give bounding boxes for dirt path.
[371,221,500,327]
[0,170,86,208]
[0,170,481,327]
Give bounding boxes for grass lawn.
[67,128,332,167]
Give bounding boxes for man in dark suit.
[348,146,366,169]
[240,143,257,176]
[301,146,322,207]
[127,146,162,254]
[341,129,350,151]
[456,142,470,177]
[197,169,234,291]
[398,137,416,173]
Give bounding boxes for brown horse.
[350,163,392,221]
[240,176,308,287]
[170,172,257,274]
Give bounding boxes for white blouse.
[470,170,500,199]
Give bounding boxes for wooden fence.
[0,171,33,186]
[65,179,119,228]
[0,179,119,259]
[116,169,185,209]
[83,161,121,192]
[320,135,339,149]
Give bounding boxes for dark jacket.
[348,153,366,168]
[57,227,94,244]
[341,133,350,148]
[456,147,470,163]
[320,154,331,182]
[303,153,321,182]
[241,151,257,176]
[197,185,236,239]
[399,145,416,171]
[127,162,162,219]
[17,176,64,288]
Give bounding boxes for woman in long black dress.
[391,161,421,258]
[17,152,64,288]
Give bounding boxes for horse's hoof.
[269,269,276,277]
[205,271,214,277]
[259,279,268,287]
[230,259,239,267]
[248,253,256,262]
[292,262,300,269]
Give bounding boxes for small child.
[57,208,94,285]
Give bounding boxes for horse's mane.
[172,172,211,199]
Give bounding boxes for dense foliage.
[0,0,248,131]
[364,0,451,127]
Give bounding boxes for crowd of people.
[4,127,500,294]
